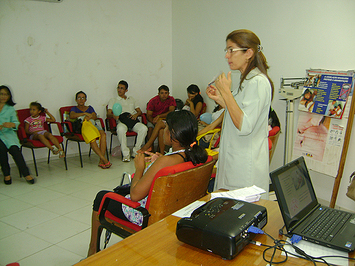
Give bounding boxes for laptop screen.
[270,156,318,231]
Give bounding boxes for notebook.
[270,156,355,252]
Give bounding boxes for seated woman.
[182,84,204,117]
[70,91,110,169]
[139,84,204,154]
[87,110,208,256]
[0,85,35,185]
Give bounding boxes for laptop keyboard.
[302,208,351,242]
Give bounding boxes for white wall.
[0,0,172,155]
[1,0,354,210]
[172,0,355,210]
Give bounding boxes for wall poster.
[293,69,354,177]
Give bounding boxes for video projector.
[176,197,267,260]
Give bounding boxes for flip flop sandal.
[98,163,108,169]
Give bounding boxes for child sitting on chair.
[87,110,208,257]
[25,102,65,158]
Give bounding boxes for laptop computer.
[270,156,355,252]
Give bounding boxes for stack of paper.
[210,185,266,202]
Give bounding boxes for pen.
[208,71,223,87]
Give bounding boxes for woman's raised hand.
[214,71,232,95]
[134,152,146,172]
[144,151,162,163]
[207,72,231,107]
[206,84,224,106]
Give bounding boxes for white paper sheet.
[210,185,266,202]
[172,201,206,218]
[171,185,266,218]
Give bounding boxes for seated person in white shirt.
[107,80,148,162]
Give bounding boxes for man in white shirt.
[107,80,147,161]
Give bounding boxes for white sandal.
[52,147,59,155]
[59,150,65,158]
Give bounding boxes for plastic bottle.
[63,111,69,133]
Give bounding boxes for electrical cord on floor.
[247,225,355,265]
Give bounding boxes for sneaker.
[122,155,131,162]
[131,152,137,158]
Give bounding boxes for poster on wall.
[293,69,354,177]
[298,70,353,119]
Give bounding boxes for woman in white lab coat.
[206,29,274,199]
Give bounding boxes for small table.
[76,197,354,265]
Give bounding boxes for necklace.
[166,149,185,155]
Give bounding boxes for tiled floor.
[0,151,286,266]
[0,153,135,266]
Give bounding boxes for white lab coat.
[214,68,271,199]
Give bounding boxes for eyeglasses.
[224,47,248,54]
[77,97,86,100]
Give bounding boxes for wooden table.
[76,198,355,265]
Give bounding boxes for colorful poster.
[293,69,354,177]
[298,70,353,118]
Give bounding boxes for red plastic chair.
[16,108,67,176]
[97,156,215,251]
[59,106,108,168]
[105,106,147,154]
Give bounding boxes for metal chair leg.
[77,141,83,168]
[61,143,68,170]
[19,146,23,177]
[110,133,114,154]
[31,148,38,176]
[65,139,69,158]
[47,149,51,164]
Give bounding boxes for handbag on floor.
[346,171,355,201]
